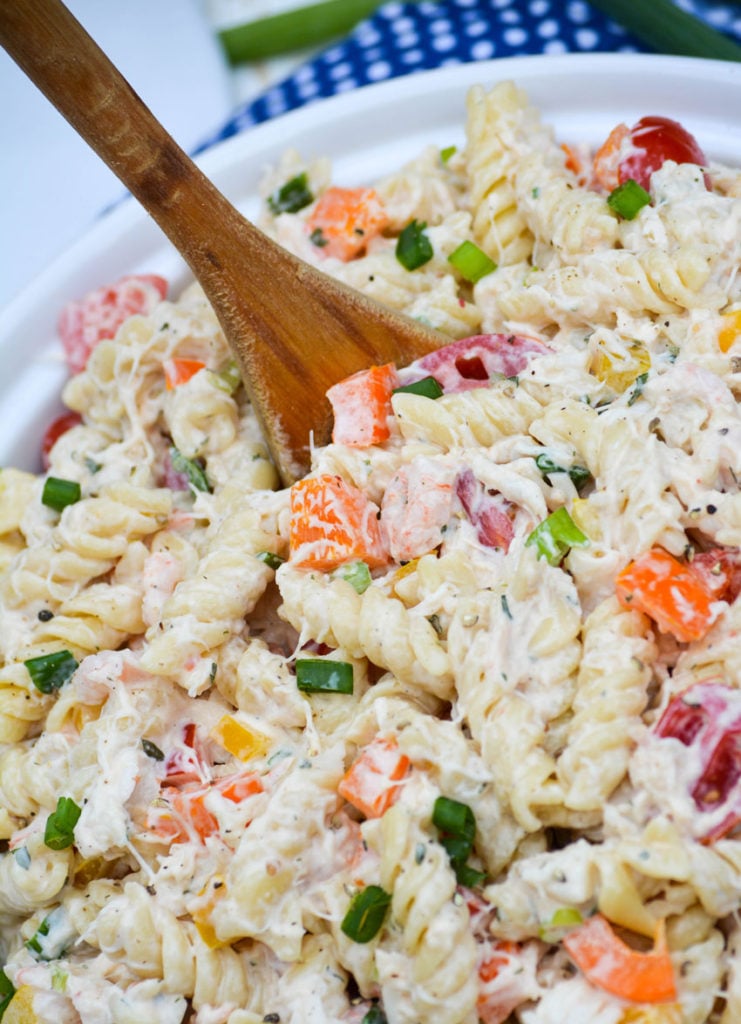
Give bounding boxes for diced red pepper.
[58,274,168,373]
[163,357,206,390]
[455,469,514,551]
[163,722,208,786]
[338,736,410,819]
[402,334,549,394]
[307,187,389,261]
[655,680,741,842]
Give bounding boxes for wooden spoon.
[0,0,445,483]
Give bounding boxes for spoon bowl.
[0,0,445,483]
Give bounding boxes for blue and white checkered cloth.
[199,0,741,148]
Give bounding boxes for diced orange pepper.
[477,941,525,1024]
[338,736,410,819]
[592,123,630,193]
[163,357,206,389]
[307,186,389,260]
[564,915,677,1004]
[153,771,263,843]
[289,474,388,571]
[718,310,741,354]
[326,363,400,447]
[616,547,719,643]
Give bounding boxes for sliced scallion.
[607,178,651,220]
[448,240,497,283]
[44,796,82,851]
[24,650,78,694]
[535,454,591,490]
[432,796,476,846]
[455,862,487,888]
[267,172,314,215]
[586,0,741,62]
[25,907,74,961]
[42,477,81,512]
[393,376,443,400]
[256,550,285,571]
[395,220,433,271]
[440,145,457,164]
[335,560,372,595]
[341,884,392,943]
[211,360,242,394]
[141,738,165,761]
[362,1005,388,1024]
[295,658,353,694]
[170,446,211,493]
[0,969,15,1019]
[526,507,588,565]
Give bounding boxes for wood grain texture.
[0,0,445,482]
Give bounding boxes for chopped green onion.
[448,240,497,283]
[0,968,15,1020]
[440,145,457,164]
[310,226,328,248]
[550,906,584,928]
[255,550,285,571]
[362,1005,388,1024]
[335,560,372,595]
[13,847,31,870]
[607,178,651,220]
[51,967,68,993]
[211,360,242,394]
[627,371,650,407]
[395,219,433,271]
[267,172,313,215]
[341,885,392,943]
[455,862,487,888]
[141,738,165,761]
[535,454,591,490]
[392,376,444,400]
[24,650,78,694]
[170,446,211,493]
[42,476,81,512]
[538,905,584,940]
[526,507,588,566]
[432,796,476,845]
[44,796,82,851]
[25,907,74,961]
[295,658,353,694]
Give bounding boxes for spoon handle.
[0,0,443,482]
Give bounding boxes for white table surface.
[0,0,236,313]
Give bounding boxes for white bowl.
[2,52,741,471]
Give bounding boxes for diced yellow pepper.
[718,309,741,353]
[592,339,651,393]
[191,875,230,950]
[3,986,38,1024]
[570,498,602,542]
[210,715,271,762]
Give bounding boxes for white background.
[0,0,234,312]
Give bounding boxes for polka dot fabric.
[202,0,741,146]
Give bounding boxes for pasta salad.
[1,78,741,1023]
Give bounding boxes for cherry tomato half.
[618,116,707,191]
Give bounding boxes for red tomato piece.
[58,274,168,373]
[455,469,514,551]
[688,548,741,604]
[655,680,741,842]
[619,116,707,192]
[404,334,549,394]
[41,410,83,470]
